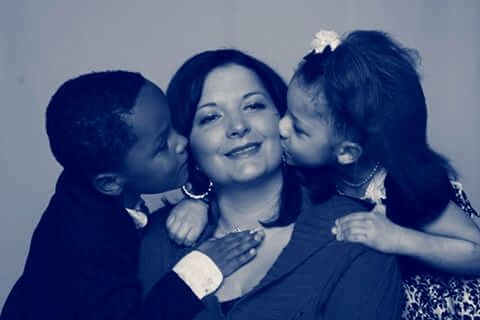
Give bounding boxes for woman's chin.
[230,162,280,184]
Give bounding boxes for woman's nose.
[279,116,291,139]
[174,131,188,154]
[226,114,250,138]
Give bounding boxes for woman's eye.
[198,114,220,125]
[244,102,266,111]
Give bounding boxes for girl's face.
[189,64,283,187]
[279,80,339,168]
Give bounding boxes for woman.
[139,49,403,319]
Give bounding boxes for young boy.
[1,71,264,320]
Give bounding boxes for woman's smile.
[225,142,262,158]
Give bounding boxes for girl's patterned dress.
[355,171,480,320]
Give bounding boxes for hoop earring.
[181,181,213,200]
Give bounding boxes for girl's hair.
[167,49,301,227]
[294,30,454,226]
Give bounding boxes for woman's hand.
[166,199,209,246]
[332,204,403,254]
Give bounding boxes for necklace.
[215,222,265,238]
[339,161,381,188]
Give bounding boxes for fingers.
[166,213,195,245]
[223,231,264,260]
[197,229,265,277]
[221,248,257,277]
[335,212,371,225]
[166,199,209,246]
[372,203,386,215]
[168,222,191,245]
[332,218,372,242]
[205,230,264,277]
[183,228,200,247]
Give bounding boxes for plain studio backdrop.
[1,0,479,307]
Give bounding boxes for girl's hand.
[166,199,209,247]
[331,204,402,254]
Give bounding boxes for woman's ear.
[92,173,125,196]
[335,141,363,165]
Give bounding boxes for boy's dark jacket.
[1,170,202,320]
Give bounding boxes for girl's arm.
[334,201,480,275]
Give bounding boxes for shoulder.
[301,194,372,225]
[44,190,138,258]
[139,206,186,295]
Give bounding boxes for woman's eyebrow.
[197,102,217,110]
[242,91,266,99]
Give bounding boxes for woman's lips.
[225,142,261,158]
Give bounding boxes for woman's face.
[189,64,283,187]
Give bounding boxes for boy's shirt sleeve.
[71,242,204,320]
[172,250,223,299]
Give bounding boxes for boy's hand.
[197,230,265,277]
[331,204,402,254]
[166,199,208,246]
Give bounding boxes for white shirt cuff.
[172,250,223,299]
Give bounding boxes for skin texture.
[189,64,283,188]
[120,81,189,196]
[279,79,341,168]
[281,79,480,276]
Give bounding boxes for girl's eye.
[244,102,266,111]
[198,114,220,125]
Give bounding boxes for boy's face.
[279,80,339,168]
[120,82,189,194]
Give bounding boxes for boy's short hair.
[46,71,146,178]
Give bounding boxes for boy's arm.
[322,250,403,320]
[72,229,263,320]
[72,244,202,320]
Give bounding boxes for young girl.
[165,30,480,319]
[277,29,480,320]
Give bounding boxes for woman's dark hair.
[167,49,301,227]
[294,30,454,226]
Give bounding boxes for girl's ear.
[335,141,363,165]
[92,173,125,196]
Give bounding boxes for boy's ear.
[92,173,125,196]
[334,141,363,165]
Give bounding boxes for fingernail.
[250,227,264,234]
[254,232,264,241]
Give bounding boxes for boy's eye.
[155,139,168,153]
[293,124,308,136]
[244,102,266,111]
[198,113,220,125]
